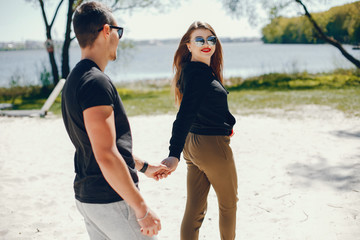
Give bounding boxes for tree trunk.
[61,0,75,79]
[45,32,59,85]
[45,26,60,85]
[61,41,70,79]
[39,0,63,85]
[48,51,60,85]
[295,0,360,69]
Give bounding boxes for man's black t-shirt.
[61,59,138,203]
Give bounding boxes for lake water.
[0,41,359,87]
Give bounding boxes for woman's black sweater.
[168,61,236,159]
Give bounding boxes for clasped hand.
[144,157,179,181]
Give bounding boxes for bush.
[227,70,360,90]
[262,2,360,44]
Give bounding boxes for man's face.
[108,21,121,61]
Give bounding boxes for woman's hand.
[144,163,170,181]
[154,157,179,179]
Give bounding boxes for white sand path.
[0,106,359,239]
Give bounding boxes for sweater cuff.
[168,147,182,160]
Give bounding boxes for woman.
[161,21,238,240]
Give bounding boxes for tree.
[61,0,178,79]
[221,0,360,69]
[39,0,64,85]
[26,0,179,85]
[61,0,81,80]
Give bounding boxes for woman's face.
[186,28,216,66]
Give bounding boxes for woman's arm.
[168,66,213,159]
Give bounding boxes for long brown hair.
[172,21,224,106]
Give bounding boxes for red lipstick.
[201,48,211,52]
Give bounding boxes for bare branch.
[38,0,49,29]
[111,0,158,12]
[50,0,65,28]
[221,0,360,68]
[295,0,360,68]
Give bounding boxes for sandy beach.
[0,106,359,240]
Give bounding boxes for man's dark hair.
[73,1,115,48]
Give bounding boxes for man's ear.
[100,24,111,39]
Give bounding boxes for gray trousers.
[76,200,157,240]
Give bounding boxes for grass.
[119,87,176,116]
[1,70,360,117]
[228,88,360,117]
[227,69,360,90]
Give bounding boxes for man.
[61,2,168,239]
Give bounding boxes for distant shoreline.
[1,42,357,88]
[0,37,261,51]
[2,38,358,52]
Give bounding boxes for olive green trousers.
[181,133,238,240]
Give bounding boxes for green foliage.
[2,70,360,117]
[0,66,55,105]
[228,70,360,90]
[4,71,25,104]
[40,64,51,87]
[0,85,54,105]
[262,1,360,44]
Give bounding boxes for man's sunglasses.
[192,36,217,47]
[98,25,124,39]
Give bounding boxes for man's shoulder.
[82,70,109,85]
[68,59,104,81]
[68,66,111,90]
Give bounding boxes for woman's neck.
[191,56,211,66]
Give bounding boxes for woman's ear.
[186,43,191,53]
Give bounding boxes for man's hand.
[136,208,161,236]
[144,163,170,181]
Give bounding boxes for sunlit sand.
[0,106,359,239]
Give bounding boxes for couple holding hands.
[61,2,237,240]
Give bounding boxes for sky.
[0,0,356,42]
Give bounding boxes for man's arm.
[83,105,160,236]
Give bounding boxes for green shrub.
[228,70,360,90]
[262,2,360,44]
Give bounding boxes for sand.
[0,105,359,240]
